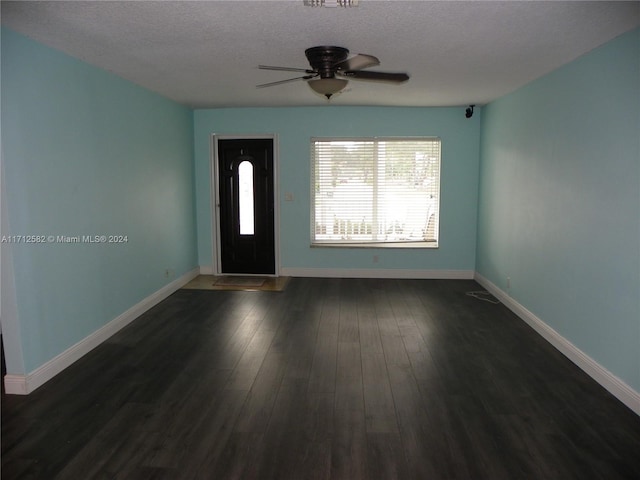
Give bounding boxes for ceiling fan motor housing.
[305,46,349,78]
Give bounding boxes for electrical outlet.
[373,255,379,263]
[506,276,511,291]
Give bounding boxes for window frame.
[310,136,441,249]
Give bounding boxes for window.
[311,137,440,247]
[238,160,255,235]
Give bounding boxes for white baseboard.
[280,267,474,279]
[198,266,471,280]
[4,267,200,395]
[474,272,640,416]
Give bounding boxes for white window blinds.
[311,137,440,246]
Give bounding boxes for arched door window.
[238,160,255,235]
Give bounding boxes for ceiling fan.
[257,46,409,99]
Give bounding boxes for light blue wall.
[477,28,640,390]
[194,107,481,273]
[1,29,198,374]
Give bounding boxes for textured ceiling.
[2,1,639,108]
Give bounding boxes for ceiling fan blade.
[259,65,314,73]
[334,54,380,71]
[341,70,409,83]
[256,75,316,88]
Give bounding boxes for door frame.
[210,134,280,276]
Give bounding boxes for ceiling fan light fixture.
[303,0,359,7]
[308,78,349,99]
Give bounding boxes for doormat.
[215,276,265,287]
[182,275,290,292]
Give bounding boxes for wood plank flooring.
[2,278,639,479]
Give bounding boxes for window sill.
[311,242,438,249]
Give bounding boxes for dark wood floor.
[2,278,639,479]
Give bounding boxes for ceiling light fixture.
[308,78,349,99]
[303,0,359,7]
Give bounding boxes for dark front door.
[218,138,275,274]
